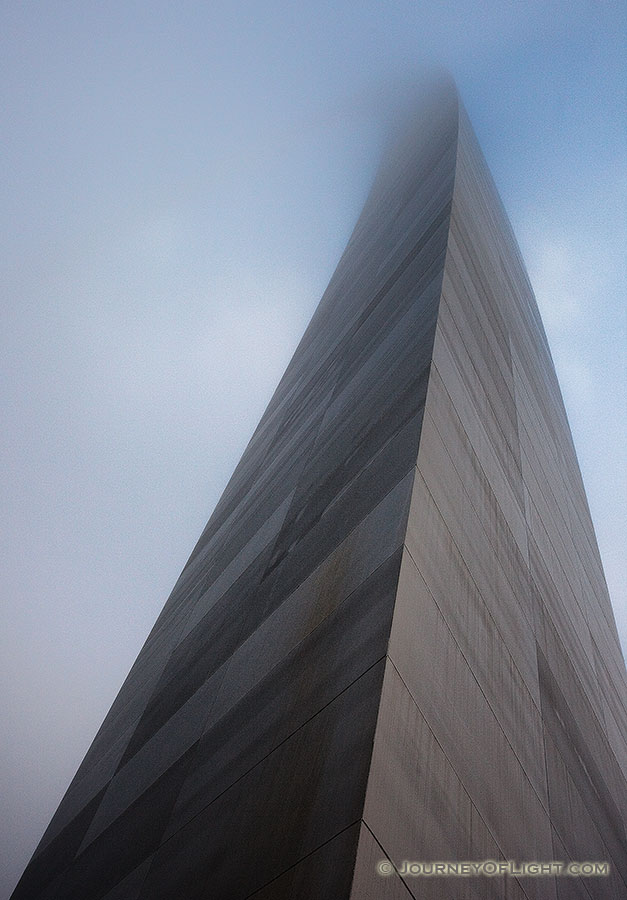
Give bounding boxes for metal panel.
[12,81,626,900]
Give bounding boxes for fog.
[1,2,625,896]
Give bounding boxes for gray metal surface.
[12,82,626,900]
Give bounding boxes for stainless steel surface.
[12,81,626,900]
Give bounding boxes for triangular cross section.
[13,81,627,900]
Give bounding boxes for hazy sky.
[1,2,625,896]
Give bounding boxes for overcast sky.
[1,2,625,896]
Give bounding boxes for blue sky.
[1,2,625,895]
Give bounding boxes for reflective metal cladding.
[12,81,627,899]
